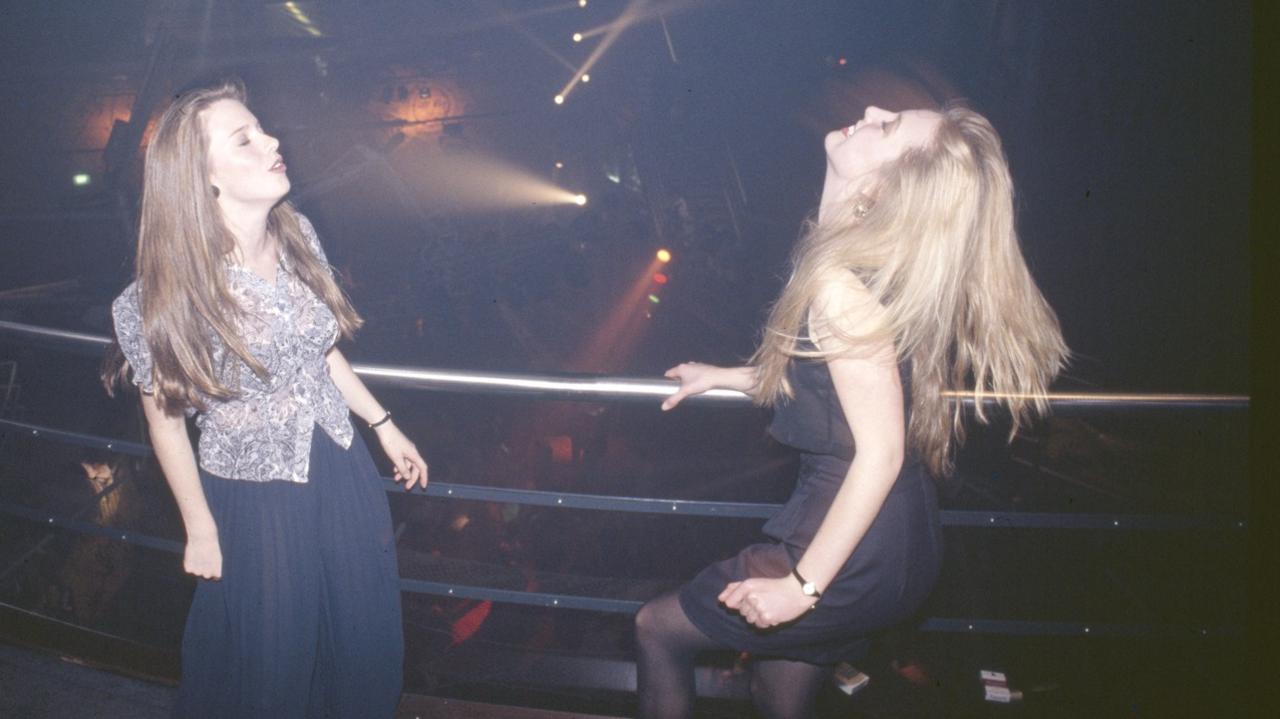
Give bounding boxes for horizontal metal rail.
[0,419,1247,530]
[0,320,1250,410]
[0,501,1240,638]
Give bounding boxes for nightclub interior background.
[0,1,1255,716]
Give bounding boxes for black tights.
[635,590,828,719]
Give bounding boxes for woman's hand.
[661,362,722,411]
[184,532,222,580]
[376,422,429,490]
[719,576,815,628]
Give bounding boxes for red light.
[838,57,847,66]
[653,273,668,285]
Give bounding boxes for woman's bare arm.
[721,273,904,627]
[141,393,222,579]
[325,347,428,489]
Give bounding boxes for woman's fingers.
[661,388,688,411]
[720,580,751,608]
[662,363,705,410]
[406,455,428,489]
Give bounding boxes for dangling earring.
[852,196,873,219]
[212,185,220,198]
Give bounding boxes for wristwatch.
[792,567,821,607]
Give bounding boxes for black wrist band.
[369,410,392,429]
[792,567,822,600]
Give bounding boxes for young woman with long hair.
[635,104,1067,718]
[103,78,426,717]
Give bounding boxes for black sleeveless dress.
[678,354,943,664]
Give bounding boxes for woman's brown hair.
[102,79,362,413]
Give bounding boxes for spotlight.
[573,194,588,206]
[838,57,848,66]
[581,73,590,83]
[72,173,91,186]
[554,94,565,105]
[573,32,583,43]
[647,294,661,304]
[579,0,588,7]
[656,249,671,263]
[555,161,565,169]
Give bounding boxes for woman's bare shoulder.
[811,268,885,336]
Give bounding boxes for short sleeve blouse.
[110,214,354,483]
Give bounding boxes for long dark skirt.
[174,427,404,719]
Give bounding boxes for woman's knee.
[634,592,686,647]
[634,599,660,643]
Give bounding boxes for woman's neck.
[220,204,274,266]
[818,167,874,225]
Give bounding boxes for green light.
[73,173,91,186]
[647,294,660,304]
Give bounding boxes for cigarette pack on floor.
[833,662,871,696]
[980,669,1023,703]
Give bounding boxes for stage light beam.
[386,145,590,213]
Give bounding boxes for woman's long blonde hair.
[103,79,362,413]
[751,105,1067,477]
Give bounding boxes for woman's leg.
[634,590,724,719]
[308,431,404,718]
[176,475,321,719]
[750,657,829,719]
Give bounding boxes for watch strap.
[791,567,821,599]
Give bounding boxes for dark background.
[0,0,1252,393]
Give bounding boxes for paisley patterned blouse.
[111,214,354,483]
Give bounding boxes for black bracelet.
[369,410,393,429]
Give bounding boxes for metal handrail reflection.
[0,320,1251,409]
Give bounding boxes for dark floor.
[0,642,174,719]
[0,641,625,719]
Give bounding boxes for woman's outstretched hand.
[719,576,815,628]
[184,532,223,580]
[661,362,721,411]
[375,422,429,490]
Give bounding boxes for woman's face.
[824,106,941,181]
[203,99,290,206]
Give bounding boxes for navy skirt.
[679,453,942,665]
[174,427,404,719]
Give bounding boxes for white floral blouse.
[111,215,354,483]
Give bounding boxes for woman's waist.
[793,451,926,495]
